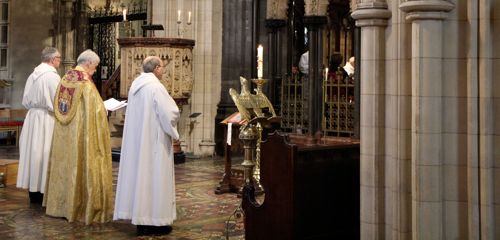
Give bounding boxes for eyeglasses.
[54,56,62,59]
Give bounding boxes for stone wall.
[9,1,54,109]
[353,0,500,239]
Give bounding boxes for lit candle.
[257,44,263,79]
[177,10,181,22]
[123,9,127,21]
[188,11,192,24]
[325,67,328,80]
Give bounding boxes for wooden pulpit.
[117,37,195,104]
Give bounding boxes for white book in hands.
[104,98,128,111]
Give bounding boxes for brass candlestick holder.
[177,20,192,38]
[240,123,258,186]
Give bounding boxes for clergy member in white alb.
[114,56,180,236]
[17,47,61,204]
[343,56,355,77]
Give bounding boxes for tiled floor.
[0,145,245,239]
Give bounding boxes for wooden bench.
[0,108,27,146]
[0,159,19,186]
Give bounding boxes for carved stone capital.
[351,5,391,27]
[400,0,454,21]
[304,0,329,17]
[356,1,389,10]
[266,0,288,20]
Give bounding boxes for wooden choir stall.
[242,133,360,240]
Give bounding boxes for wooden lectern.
[215,112,246,194]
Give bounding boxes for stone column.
[215,0,255,155]
[303,16,326,136]
[400,1,454,239]
[303,0,328,136]
[265,19,286,107]
[190,0,222,157]
[265,0,287,106]
[351,2,391,239]
[476,1,498,239]
[56,0,77,74]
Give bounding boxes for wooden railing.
[280,68,355,137]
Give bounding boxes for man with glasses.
[114,56,180,236]
[17,47,61,204]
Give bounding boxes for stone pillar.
[58,0,76,73]
[302,0,328,136]
[265,0,287,107]
[303,16,326,136]
[400,1,454,239]
[215,0,255,156]
[466,1,480,237]
[476,1,498,239]
[351,2,391,239]
[265,19,286,107]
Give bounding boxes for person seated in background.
[299,45,309,75]
[343,56,355,77]
[328,53,348,81]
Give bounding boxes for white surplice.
[114,72,180,226]
[343,62,355,76]
[17,62,60,193]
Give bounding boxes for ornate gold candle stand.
[239,123,258,186]
[228,77,279,189]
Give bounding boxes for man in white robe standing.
[17,47,61,204]
[114,56,180,236]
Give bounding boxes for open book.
[104,98,127,111]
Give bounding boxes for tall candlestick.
[257,45,263,79]
[188,11,192,24]
[123,9,127,21]
[325,67,329,80]
[177,10,181,22]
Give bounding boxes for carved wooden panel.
[117,38,195,102]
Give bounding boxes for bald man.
[114,56,180,236]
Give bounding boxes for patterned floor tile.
[0,147,244,240]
